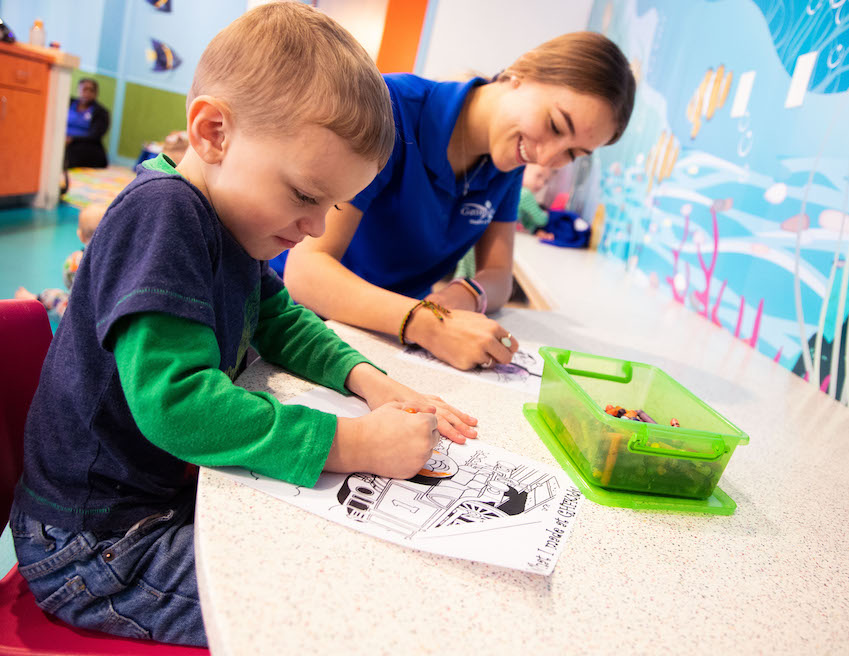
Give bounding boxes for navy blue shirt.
[270,74,523,299]
[15,156,285,533]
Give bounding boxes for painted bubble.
[818,209,849,233]
[673,272,687,292]
[681,203,692,215]
[764,182,787,205]
[780,213,809,232]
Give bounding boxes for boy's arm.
[113,311,452,481]
[251,286,384,394]
[111,312,341,486]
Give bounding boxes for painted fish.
[147,38,182,72]
[145,0,172,12]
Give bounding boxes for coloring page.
[218,387,581,575]
[396,344,544,396]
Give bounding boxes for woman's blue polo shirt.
[270,73,522,300]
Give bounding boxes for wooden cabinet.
[0,45,49,197]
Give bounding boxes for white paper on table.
[396,344,545,396]
[217,387,581,575]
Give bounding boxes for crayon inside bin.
[536,347,748,499]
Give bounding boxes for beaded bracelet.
[450,277,487,314]
[399,300,451,345]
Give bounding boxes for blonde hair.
[189,1,395,167]
[77,204,105,243]
[500,32,635,145]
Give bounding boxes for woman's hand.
[345,363,478,443]
[405,308,520,371]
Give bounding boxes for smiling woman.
[281,31,635,372]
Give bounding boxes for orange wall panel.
[375,0,429,74]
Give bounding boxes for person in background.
[76,130,191,228]
[516,163,555,237]
[65,78,110,168]
[14,206,103,319]
[283,32,635,371]
[10,3,476,647]
[455,163,555,278]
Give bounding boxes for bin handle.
[627,433,727,461]
[563,359,633,384]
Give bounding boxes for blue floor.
[0,203,81,327]
[1,202,81,574]
[1,525,13,577]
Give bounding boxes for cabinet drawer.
[0,53,48,93]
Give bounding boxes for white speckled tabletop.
[195,248,849,655]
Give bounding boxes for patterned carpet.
[62,165,136,209]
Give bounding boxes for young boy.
[517,163,555,237]
[10,3,476,647]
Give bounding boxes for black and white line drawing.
[335,439,560,539]
[219,388,580,574]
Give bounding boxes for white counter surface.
[196,248,849,655]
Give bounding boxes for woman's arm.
[285,203,518,370]
[88,104,110,140]
[285,202,422,335]
[473,220,516,311]
[427,220,516,313]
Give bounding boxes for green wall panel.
[69,70,117,149]
[117,83,187,160]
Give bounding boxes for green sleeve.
[112,312,337,486]
[251,287,384,395]
[517,187,549,231]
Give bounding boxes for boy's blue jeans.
[9,501,207,648]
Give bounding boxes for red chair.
[0,299,209,655]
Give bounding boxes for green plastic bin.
[536,347,749,499]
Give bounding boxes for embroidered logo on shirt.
[460,200,495,225]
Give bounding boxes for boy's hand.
[327,402,440,480]
[345,363,478,444]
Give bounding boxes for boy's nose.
[298,211,325,239]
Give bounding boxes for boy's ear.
[186,96,232,164]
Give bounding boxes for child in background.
[14,206,103,319]
[73,130,192,233]
[516,163,555,239]
[10,3,476,648]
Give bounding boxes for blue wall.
[0,0,245,162]
[588,0,849,403]
[0,0,108,70]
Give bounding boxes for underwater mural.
[588,0,849,403]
